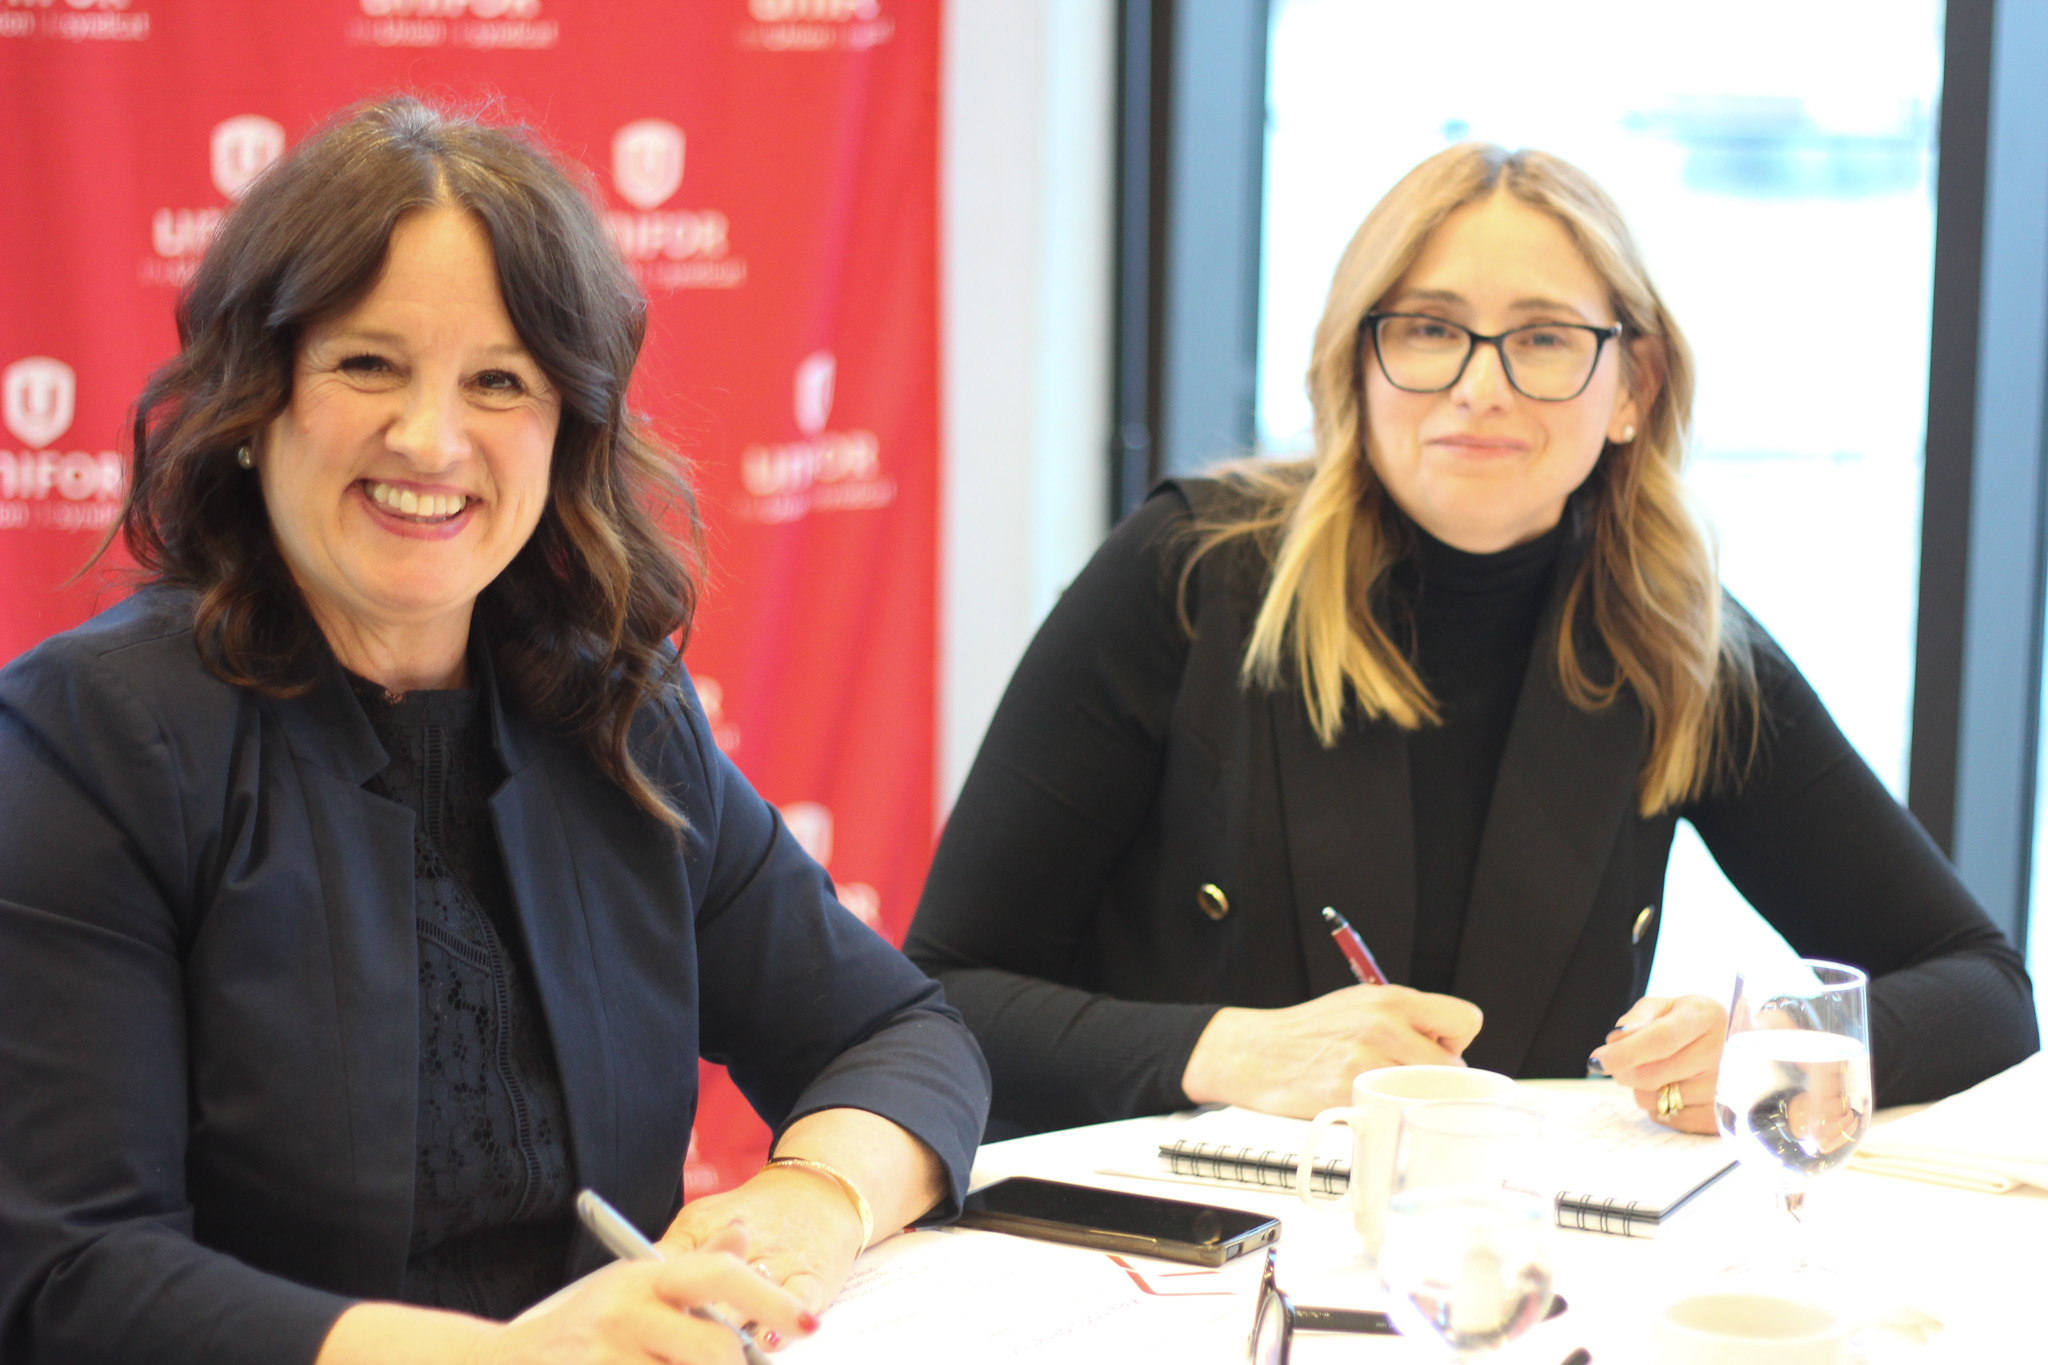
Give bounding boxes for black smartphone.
[955,1176,1281,1266]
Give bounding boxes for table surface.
[785,1079,2045,1364]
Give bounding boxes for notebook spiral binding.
[1552,1193,1655,1237]
[1156,1139,1351,1196]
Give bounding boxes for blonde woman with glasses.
[907,143,2035,1140]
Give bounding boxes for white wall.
[939,1,1115,813]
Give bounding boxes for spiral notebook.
[1155,1091,1735,1238]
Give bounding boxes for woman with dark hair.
[906,142,2036,1140]
[0,97,988,1365]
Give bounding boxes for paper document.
[776,1226,1255,1365]
[1852,1051,2048,1192]
[1515,1086,1736,1234]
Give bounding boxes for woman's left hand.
[659,1165,865,1321]
[1587,994,1728,1135]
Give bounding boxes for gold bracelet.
[765,1155,875,1249]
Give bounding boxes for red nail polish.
[763,1330,783,1349]
[798,1311,822,1334]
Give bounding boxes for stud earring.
[235,444,253,469]
[1619,426,1636,443]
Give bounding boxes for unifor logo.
[211,116,286,201]
[794,351,836,436]
[360,0,542,15]
[612,120,684,211]
[749,0,879,18]
[3,358,76,450]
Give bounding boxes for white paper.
[1524,1087,1736,1214]
[775,1227,1256,1365]
[1852,1050,2048,1191]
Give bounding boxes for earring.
[1619,426,1637,443]
[235,444,253,469]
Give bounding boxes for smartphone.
[955,1176,1280,1266]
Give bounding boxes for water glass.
[1714,959,1872,1273]
[1377,1100,1554,1360]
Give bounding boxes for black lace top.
[352,677,577,1321]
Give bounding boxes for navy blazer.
[0,588,989,1365]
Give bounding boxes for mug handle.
[1297,1106,1353,1205]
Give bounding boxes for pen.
[574,1188,773,1365]
[1296,1293,1568,1335]
[1586,999,1672,1076]
[1320,906,1388,986]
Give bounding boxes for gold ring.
[1657,1082,1684,1118]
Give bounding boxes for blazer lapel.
[482,672,620,1253]
[1272,691,1418,996]
[273,665,419,1295]
[1453,578,1643,1077]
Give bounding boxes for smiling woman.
[118,93,697,827]
[905,142,2035,1143]
[257,206,561,693]
[1356,192,1643,554]
[0,97,989,1365]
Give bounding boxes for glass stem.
[1775,1179,1809,1272]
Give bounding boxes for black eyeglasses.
[1362,312,1623,402]
[1248,1246,1571,1363]
[1248,1246,1295,1365]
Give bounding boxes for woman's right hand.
[319,1225,818,1365]
[478,1223,816,1364]
[1180,985,1484,1118]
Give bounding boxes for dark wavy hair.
[115,95,702,827]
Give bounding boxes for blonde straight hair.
[1202,144,1757,816]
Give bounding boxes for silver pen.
[574,1188,774,1365]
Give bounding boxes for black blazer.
[0,588,989,1365]
[908,480,2035,1134]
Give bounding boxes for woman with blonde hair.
[907,143,2035,1139]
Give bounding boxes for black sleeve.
[904,488,1224,1133]
[1686,618,2038,1105]
[675,673,989,1220]
[0,648,352,1365]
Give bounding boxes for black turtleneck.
[1397,521,1564,994]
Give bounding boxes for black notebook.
[1156,1091,1735,1238]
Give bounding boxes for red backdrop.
[0,0,939,1195]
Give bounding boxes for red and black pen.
[1320,906,1387,986]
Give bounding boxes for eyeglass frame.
[1248,1245,1295,1365]
[1248,1241,1572,1361]
[1359,311,1624,403]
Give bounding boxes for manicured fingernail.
[798,1311,822,1334]
[763,1330,783,1349]
[1585,1052,1608,1077]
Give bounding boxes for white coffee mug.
[1295,1064,1518,1258]
[1654,1291,1850,1365]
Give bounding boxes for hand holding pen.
[471,1189,815,1364]
[1586,994,1728,1136]
[570,1189,813,1363]
[1181,907,1482,1116]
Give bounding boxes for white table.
[786,1080,2044,1363]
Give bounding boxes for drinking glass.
[1377,1100,1554,1360]
[1713,959,1872,1273]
